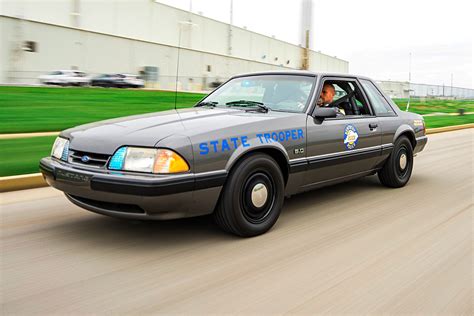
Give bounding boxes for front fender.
[155,134,195,171]
[225,135,290,172]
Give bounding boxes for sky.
[157,0,473,88]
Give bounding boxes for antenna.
[175,21,197,111]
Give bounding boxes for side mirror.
[313,107,338,120]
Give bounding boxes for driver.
[317,83,345,114]
[317,83,336,106]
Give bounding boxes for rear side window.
[360,79,395,116]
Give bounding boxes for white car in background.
[39,70,90,86]
[121,74,145,88]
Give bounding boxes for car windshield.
[199,75,315,113]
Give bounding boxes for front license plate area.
[56,169,91,184]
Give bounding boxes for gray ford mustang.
[40,71,427,237]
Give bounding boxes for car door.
[303,77,382,188]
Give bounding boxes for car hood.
[62,107,293,154]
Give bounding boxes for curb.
[0,131,60,140]
[1,124,472,193]
[425,123,473,135]
[0,173,46,193]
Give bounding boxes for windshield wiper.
[196,101,218,107]
[225,100,270,113]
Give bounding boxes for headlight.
[109,147,189,174]
[51,137,69,161]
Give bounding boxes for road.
[1,129,472,314]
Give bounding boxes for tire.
[378,136,414,188]
[213,153,285,237]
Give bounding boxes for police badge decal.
[344,125,359,150]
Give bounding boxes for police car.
[40,71,427,237]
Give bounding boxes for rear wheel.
[213,153,285,237]
[378,136,414,188]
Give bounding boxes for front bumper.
[40,157,226,220]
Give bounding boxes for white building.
[0,0,349,90]
[378,81,474,99]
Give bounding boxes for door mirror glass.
[313,107,338,119]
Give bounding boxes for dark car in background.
[90,74,145,88]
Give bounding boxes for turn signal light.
[153,149,189,174]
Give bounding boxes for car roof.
[231,70,373,81]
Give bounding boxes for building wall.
[0,16,295,90]
[0,0,349,87]
[0,0,349,69]
[0,17,4,83]
[378,80,474,99]
[377,81,410,99]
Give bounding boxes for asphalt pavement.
[1,129,472,314]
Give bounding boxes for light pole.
[406,52,412,111]
[228,0,233,56]
[174,21,197,108]
[450,73,453,97]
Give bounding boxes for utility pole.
[228,0,233,56]
[450,73,453,97]
[71,0,81,28]
[408,52,412,82]
[406,52,412,111]
[300,0,312,70]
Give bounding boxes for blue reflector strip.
[109,147,127,170]
[61,141,69,161]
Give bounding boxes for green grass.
[0,136,56,177]
[1,115,472,177]
[392,98,474,115]
[423,114,474,128]
[0,86,206,133]
[0,87,473,177]
[1,87,472,134]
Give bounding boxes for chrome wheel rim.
[399,153,407,170]
[251,183,268,208]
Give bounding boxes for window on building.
[23,41,37,52]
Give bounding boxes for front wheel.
[378,136,414,188]
[213,153,285,237]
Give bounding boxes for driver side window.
[320,79,372,117]
[333,85,348,102]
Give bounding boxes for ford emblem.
[81,155,90,163]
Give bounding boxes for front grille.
[69,150,110,168]
[70,195,145,214]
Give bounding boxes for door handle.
[369,123,378,130]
